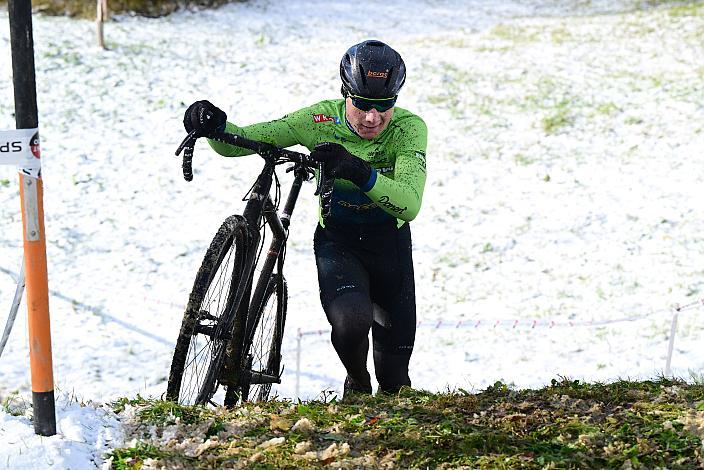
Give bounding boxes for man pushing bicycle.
[183,40,427,397]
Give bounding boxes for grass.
[542,99,574,134]
[514,153,535,166]
[667,2,704,16]
[1,391,28,417]
[490,24,541,44]
[106,377,704,469]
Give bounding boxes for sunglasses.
[350,94,397,112]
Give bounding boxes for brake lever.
[316,163,334,220]
[175,130,199,157]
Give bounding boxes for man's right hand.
[183,100,227,136]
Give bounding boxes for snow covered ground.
[1,0,703,467]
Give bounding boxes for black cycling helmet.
[340,40,406,99]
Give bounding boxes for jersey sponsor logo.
[338,200,378,211]
[367,70,389,79]
[312,114,341,124]
[377,195,407,214]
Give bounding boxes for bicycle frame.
[176,130,320,393]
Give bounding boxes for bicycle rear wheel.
[167,215,250,405]
[224,273,288,405]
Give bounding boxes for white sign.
[0,128,42,178]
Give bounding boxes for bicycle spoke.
[241,276,285,402]
[182,334,215,402]
[250,302,277,377]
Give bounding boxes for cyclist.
[183,39,427,397]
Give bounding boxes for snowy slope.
[1,0,703,467]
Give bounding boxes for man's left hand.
[311,142,373,189]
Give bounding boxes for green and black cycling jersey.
[207,99,427,227]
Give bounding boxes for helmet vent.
[358,63,369,89]
[384,66,394,88]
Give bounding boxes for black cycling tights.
[314,221,416,393]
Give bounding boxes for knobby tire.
[166,215,250,406]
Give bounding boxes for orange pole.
[10,0,56,435]
[18,174,56,435]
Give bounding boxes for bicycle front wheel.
[225,273,287,405]
[167,215,250,406]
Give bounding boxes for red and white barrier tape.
[295,299,704,338]
[674,298,704,312]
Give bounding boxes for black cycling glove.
[310,142,373,189]
[183,100,227,136]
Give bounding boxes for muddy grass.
[107,377,704,469]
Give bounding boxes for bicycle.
[166,129,331,407]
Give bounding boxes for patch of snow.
[0,0,703,466]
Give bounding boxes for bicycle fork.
[237,167,308,388]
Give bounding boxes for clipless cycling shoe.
[343,375,373,400]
